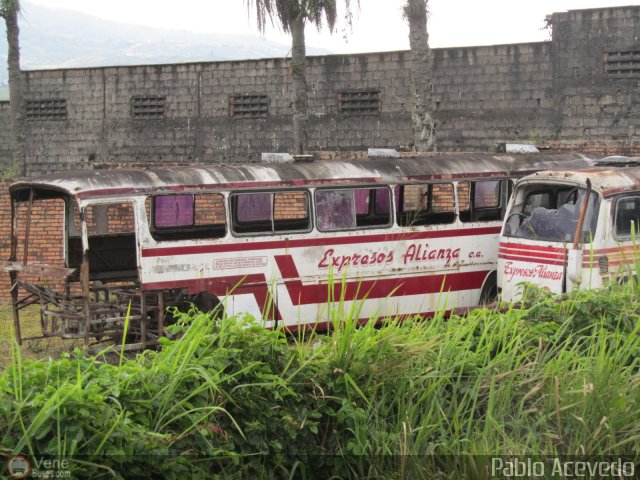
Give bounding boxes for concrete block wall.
[432,42,555,150]
[0,103,16,176]
[551,6,640,141]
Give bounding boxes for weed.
[0,282,638,478]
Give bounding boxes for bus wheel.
[163,291,222,326]
[191,291,224,319]
[479,273,498,306]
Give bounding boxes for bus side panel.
[140,225,500,326]
[498,241,567,301]
[580,243,640,289]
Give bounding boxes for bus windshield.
[502,184,599,243]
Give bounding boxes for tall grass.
[0,280,639,479]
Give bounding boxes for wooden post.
[140,292,146,348]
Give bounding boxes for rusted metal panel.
[522,166,640,196]
[9,153,594,201]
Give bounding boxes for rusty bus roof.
[518,166,640,196]
[10,152,594,201]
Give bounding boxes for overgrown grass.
[0,281,639,479]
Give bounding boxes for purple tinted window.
[315,190,356,231]
[374,188,390,215]
[155,195,194,228]
[236,193,272,222]
[355,189,370,215]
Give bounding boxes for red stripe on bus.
[498,253,567,267]
[582,259,633,268]
[498,242,566,254]
[584,245,640,255]
[498,247,567,261]
[142,266,489,308]
[274,254,489,304]
[142,226,501,258]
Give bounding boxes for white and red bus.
[5,152,593,347]
[498,157,640,301]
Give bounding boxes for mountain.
[0,1,331,85]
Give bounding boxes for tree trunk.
[289,15,308,155]
[5,7,25,176]
[406,0,436,152]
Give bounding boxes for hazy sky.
[25,0,638,52]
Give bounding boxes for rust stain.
[10,153,595,201]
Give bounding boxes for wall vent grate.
[25,99,68,120]
[229,94,270,119]
[338,90,381,115]
[605,51,640,78]
[131,96,166,117]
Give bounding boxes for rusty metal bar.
[10,272,21,345]
[157,292,164,339]
[140,292,147,348]
[79,207,92,345]
[573,179,592,250]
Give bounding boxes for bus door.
[498,181,599,301]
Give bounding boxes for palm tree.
[404,0,436,151]
[247,0,356,155]
[1,0,24,176]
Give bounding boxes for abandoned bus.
[5,152,593,347]
[498,157,640,301]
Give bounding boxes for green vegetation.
[0,282,639,479]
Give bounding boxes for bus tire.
[191,291,224,319]
[479,272,498,306]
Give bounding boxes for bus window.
[504,185,599,242]
[68,202,138,276]
[523,190,552,215]
[374,188,391,215]
[155,195,194,228]
[315,187,391,231]
[231,190,311,235]
[614,196,640,239]
[355,187,391,226]
[459,180,503,222]
[274,191,311,232]
[396,183,455,226]
[71,201,136,236]
[148,193,226,240]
